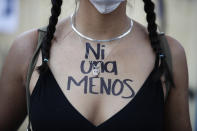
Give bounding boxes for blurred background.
[0,0,196,130]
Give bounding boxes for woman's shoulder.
[13,28,39,50]
[165,35,188,89]
[134,20,187,86]
[8,28,40,83]
[11,28,40,57]
[165,35,186,59]
[10,16,72,80]
[164,35,187,84]
[162,36,191,130]
[0,28,41,130]
[133,20,186,62]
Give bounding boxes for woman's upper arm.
[0,29,38,131]
[164,35,192,131]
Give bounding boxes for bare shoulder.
[166,35,186,62]
[13,28,39,54]
[129,21,191,130]
[165,35,188,89]
[163,35,192,131]
[7,28,39,83]
[0,28,39,130]
[133,20,188,76]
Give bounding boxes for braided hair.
[37,0,165,79]
[36,0,63,74]
[142,0,166,79]
[143,0,161,53]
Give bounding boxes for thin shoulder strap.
[25,26,47,131]
[158,32,175,101]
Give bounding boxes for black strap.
[25,27,47,131]
[158,33,175,99]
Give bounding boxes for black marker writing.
[66,42,135,99]
[67,76,135,99]
[80,60,118,75]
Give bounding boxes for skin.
[0,0,192,130]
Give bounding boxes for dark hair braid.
[36,0,63,74]
[142,0,166,78]
[142,0,162,54]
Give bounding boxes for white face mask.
[89,0,125,14]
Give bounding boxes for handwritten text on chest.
[67,43,135,99]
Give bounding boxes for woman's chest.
[48,40,156,100]
[30,40,164,127]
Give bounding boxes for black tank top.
[30,46,164,131]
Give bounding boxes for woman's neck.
[74,0,131,40]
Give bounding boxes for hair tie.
[44,58,49,62]
[159,53,165,59]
